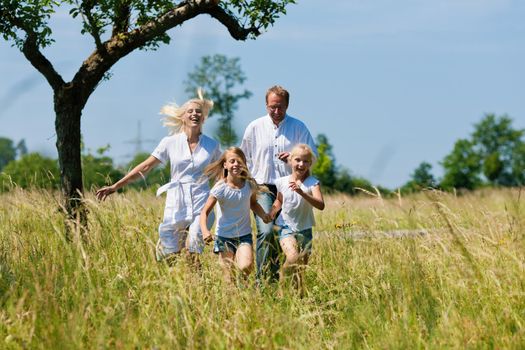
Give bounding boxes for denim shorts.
[278,225,313,254]
[214,234,253,254]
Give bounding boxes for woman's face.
[183,102,204,129]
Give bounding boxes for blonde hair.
[204,147,261,192]
[160,88,213,135]
[289,143,316,176]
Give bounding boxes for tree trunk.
[54,84,87,239]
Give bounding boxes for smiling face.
[223,151,246,178]
[266,92,288,125]
[183,102,204,130]
[290,148,313,180]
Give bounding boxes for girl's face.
[184,102,204,128]
[223,152,245,177]
[290,150,312,178]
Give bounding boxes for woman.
[96,90,221,262]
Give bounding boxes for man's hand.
[277,151,290,163]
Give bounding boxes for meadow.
[0,188,524,349]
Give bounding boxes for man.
[240,85,317,283]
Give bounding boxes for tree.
[440,139,482,191]
[333,168,377,195]
[82,146,124,191]
[311,133,385,195]
[0,137,16,171]
[412,162,436,188]
[511,142,525,186]
[0,0,295,225]
[471,113,525,186]
[0,152,59,191]
[401,161,437,193]
[16,139,28,157]
[312,134,337,190]
[184,54,252,147]
[333,168,353,193]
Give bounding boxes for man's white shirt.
[240,114,317,185]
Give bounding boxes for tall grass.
[1,188,524,348]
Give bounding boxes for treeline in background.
[1,113,523,195]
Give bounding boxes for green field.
[1,188,524,349]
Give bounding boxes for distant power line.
[122,120,156,158]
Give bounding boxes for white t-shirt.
[210,180,253,238]
[240,114,317,185]
[152,132,220,223]
[275,175,319,232]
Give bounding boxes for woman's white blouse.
[152,132,220,223]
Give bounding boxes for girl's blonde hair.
[204,147,261,192]
[160,88,213,135]
[289,143,317,176]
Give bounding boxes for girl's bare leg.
[235,244,254,279]
[218,251,235,283]
[279,236,300,290]
[295,252,310,297]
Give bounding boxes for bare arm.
[200,195,217,243]
[96,155,161,201]
[250,192,271,223]
[290,182,325,210]
[269,191,283,220]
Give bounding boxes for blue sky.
[1,0,524,188]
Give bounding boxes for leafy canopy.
[441,139,482,190]
[184,54,252,147]
[0,0,296,50]
[471,113,524,186]
[0,137,16,171]
[0,152,60,191]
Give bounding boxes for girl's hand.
[262,213,272,224]
[96,185,117,201]
[202,230,214,244]
[288,180,304,195]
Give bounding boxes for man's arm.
[239,124,253,168]
[303,127,318,158]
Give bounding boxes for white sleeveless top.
[275,175,319,232]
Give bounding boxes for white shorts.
[157,211,215,258]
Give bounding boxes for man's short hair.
[266,85,290,107]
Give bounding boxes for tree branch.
[72,0,219,93]
[21,35,65,90]
[80,0,104,51]
[1,9,68,91]
[111,2,131,36]
[204,6,260,40]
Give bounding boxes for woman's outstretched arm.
[96,155,161,201]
